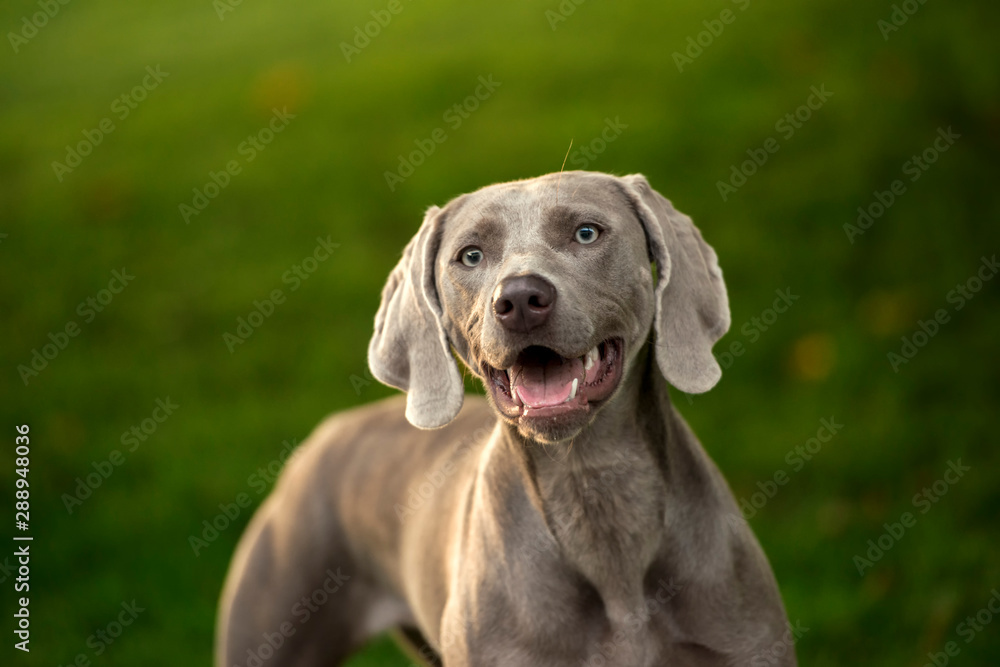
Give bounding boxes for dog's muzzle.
[483,338,624,420]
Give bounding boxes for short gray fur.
[216,171,796,666]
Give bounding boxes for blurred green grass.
[1,0,999,664]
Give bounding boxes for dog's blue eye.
[461,247,484,267]
[575,225,599,244]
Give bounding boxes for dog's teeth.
[584,346,599,371]
[568,378,578,401]
[512,386,521,404]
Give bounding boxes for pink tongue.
[513,355,583,407]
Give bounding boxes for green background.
[2,0,998,664]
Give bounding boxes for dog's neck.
[494,343,675,613]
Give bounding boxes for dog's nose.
[492,274,556,333]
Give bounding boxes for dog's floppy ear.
[620,174,731,393]
[368,205,464,429]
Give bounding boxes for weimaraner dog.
[216,171,797,666]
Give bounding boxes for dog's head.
[368,171,730,443]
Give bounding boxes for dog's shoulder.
[288,394,494,472]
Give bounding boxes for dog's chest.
[540,449,667,596]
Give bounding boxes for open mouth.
[483,338,624,420]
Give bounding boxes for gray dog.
[216,171,796,666]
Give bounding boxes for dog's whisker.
[556,138,574,206]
